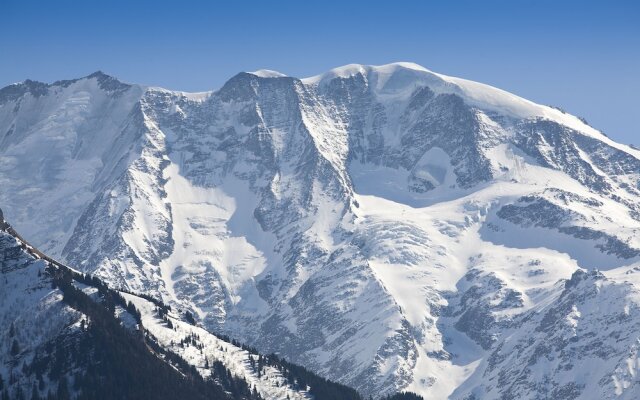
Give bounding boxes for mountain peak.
[301,61,433,85]
[83,70,132,92]
[85,70,114,80]
[45,70,125,90]
[300,62,614,143]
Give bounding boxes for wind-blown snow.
[249,69,288,78]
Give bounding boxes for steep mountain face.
[0,219,239,400]
[1,63,639,399]
[0,213,358,400]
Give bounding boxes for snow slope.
[121,292,311,400]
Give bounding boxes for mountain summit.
[1,63,639,399]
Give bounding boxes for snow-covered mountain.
[0,211,359,399]
[1,62,639,399]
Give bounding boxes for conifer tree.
[10,339,20,356]
[15,386,24,400]
[30,384,40,400]
[56,377,69,399]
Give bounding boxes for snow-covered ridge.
[248,69,288,78]
[302,62,627,146]
[4,63,635,155]
[243,62,634,156]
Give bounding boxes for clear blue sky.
[1,0,638,144]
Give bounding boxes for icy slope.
[1,63,639,398]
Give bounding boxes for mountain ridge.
[4,62,633,148]
[4,62,636,154]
